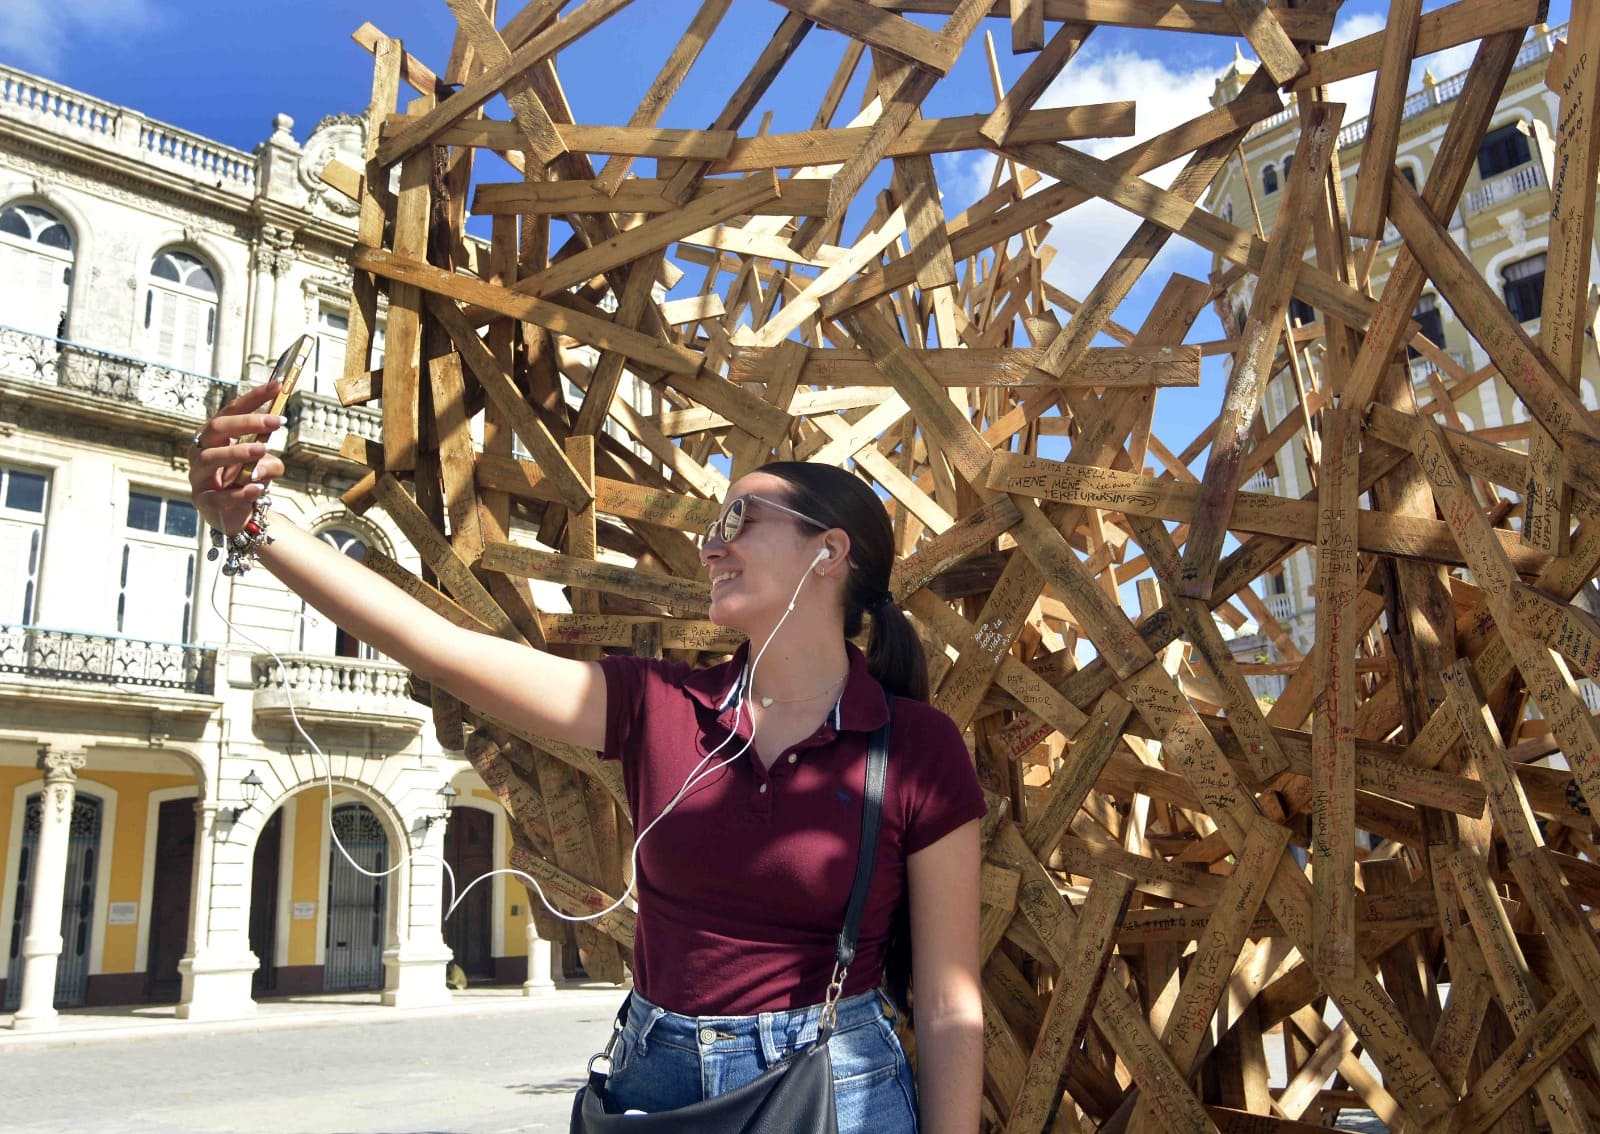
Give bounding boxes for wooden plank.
[379,132,431,474]
[352,247,702,376]
[480,541,711,617]
[1295,0,1548,92]
[771,0,961,75]
[411,117,737,159]
[511,171,780,299]
[428,352,485,562]
[443,0,566,164]
[593,0,732,194]
[1221,0,1305,84]
[790,0,992,258]
[1009,0,1044,53]
[370,476,520,639]
[1179,101,1342,598]
[1005,869,1134,1134]
[472,176,829,216]
[1310,406,1359,980]
[727,344,1200,388]
[426,293,593,512]
[1021,692,1131,859]
[1347,0,1422,239]
[987,453,1552,574]
[375,0,636,167]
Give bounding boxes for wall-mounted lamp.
[221,769,264,824]
[421,783,459,833]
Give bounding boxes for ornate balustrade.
[0,324,236,419]
[1462,161,1547,213]
[0,624,215,694]
[1250,24,1563,151]
[285,390,381,454]
[251,653,425,739]
[1,63,256,194]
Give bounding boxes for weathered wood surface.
[326,5,1600,1129]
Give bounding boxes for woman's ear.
[817,529,851,575]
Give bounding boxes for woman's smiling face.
[700,473,833,631]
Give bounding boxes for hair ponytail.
[866,598,929,701]
[758,462,930,701]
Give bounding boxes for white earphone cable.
[207,535,829,933]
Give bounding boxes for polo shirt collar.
[681,641,890,733]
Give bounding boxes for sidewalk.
[0,979,629,1053]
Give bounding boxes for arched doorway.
[249,809,283,996]
[4,793,102,1010]
[442,807,494,981]
[144,797,195,1001]
[325,803,387,992]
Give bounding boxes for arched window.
[144,249,218,374]
[1478,123,1532,179]
[300,528,375,659]
[0,203,74,339]
[1502,253,1547,323]
[1408,294,1445,359]
[1281,154,1293,179]
[1262,164,1279,194]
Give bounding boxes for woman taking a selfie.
[189,377,985,1133]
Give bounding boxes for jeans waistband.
[625,988,894,1058]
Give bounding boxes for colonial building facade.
[1202,22,1600,709]
[0,64,589,1025]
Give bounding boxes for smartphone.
[232,333,315,487]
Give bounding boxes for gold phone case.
[232,334,315,487]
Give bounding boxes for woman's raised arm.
[189,381,609,752]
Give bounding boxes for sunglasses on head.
[705,494,830,545]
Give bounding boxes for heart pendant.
[761,697,774,708]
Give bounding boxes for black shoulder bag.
[570,697,894,1133]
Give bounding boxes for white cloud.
[1323,13,1386,124]
[1020,44,1227,312]
[0,0,162,77]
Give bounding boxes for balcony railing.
[1463,162,1547,214]
[1249,24,1565,148]
[284,389,381,453]
[1,63,257,194]
[0,323,236,419]
[251,653,425,736]
[0,624,216,694]
[1264,594,1295,625]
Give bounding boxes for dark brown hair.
[758,462,929,701]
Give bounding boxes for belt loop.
[757,1008,783,1065]
[632,1001,667,1057]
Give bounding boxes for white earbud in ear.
[811,547,831,569]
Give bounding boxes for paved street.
[1,994,626,1133]
[0,990,1387,1132]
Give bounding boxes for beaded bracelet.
[208,492,274,577]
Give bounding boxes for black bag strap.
[835,693,893,970]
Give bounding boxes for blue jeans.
[600,988,919,1132]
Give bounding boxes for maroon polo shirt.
[599,642,987,1016]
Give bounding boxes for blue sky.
[2,0,1574,460]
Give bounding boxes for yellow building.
[0,65,592,1025]
[1202,21,1599,689]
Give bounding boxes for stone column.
[523,920,555,997]
[176,803,259,1021]
[11,747,85,1032]
[381,828,452,1009]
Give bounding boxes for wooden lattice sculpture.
[315,1,1600,1129]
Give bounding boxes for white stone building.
[0,63,582,1026]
